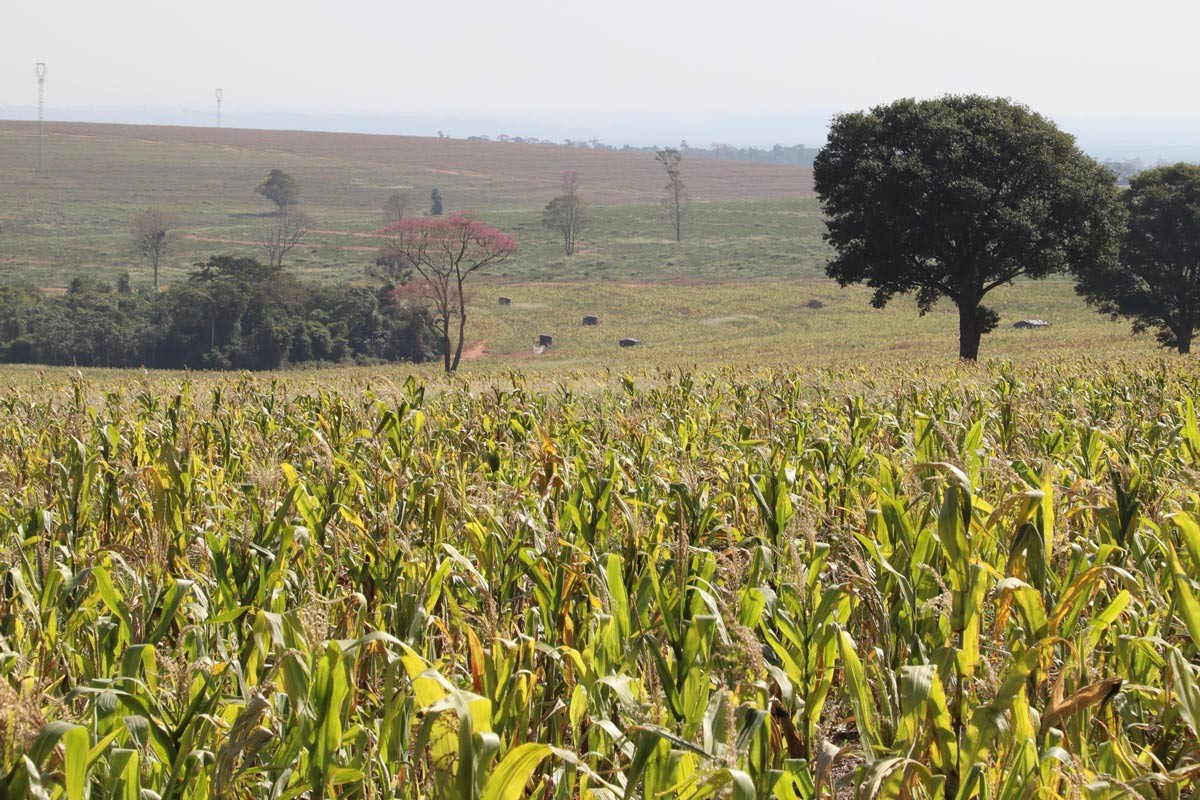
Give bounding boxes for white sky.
[2,0,1198,131]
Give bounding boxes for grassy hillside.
[456,278,1154,370]
[0,120,817,288]
[0,121,813,207]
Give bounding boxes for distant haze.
[2,0,1199,162]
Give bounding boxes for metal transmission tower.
[35,62,47,175]
[215,88,223,128]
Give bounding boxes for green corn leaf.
[1169,545,1200,651]
[1171,512,1200,572]
[146,578,194,644]
[1168,646,1200,738]
[61,725,89,800]
[482,743,554,800]
[837,628,882,758]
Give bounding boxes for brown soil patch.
[459,339,488,361]
[307,229,379,238]
[182,234,259,246]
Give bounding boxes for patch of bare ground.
[458,339,488,361]
[181,233,377,252]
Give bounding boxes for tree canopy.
[813,95,1124,360]
[1074,163,1200,354]
[256,169,302,212]
[0,258,432,370]
[378,212,517,372]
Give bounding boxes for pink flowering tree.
[378,212,517,372]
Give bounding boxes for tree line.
[0,257,432,369]
[461,132,817,161]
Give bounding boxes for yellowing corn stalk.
[0,360,1197,798]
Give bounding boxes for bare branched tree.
[132,208,179,292]
[383,192,410,223]
[656,148,688,242]
[542,170,589,256]
[260,207,313,269]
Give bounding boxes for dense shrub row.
[0,256,434,369]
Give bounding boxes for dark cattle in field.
[582,315,599,326]
[1013,319,1051,329]
[538,334,553,347]
[498,296,511,306]
[619,338,641,347]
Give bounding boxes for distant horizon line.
[2,104,1199,162]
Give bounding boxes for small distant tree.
[377,212,517,372]
[383,192,410,223]
[260,207,313,269]
[542,170,588,256]
[429,187,444,216]
[131,208,179,292]
[1074,163,1200,354]
[813,95,1124,360]
[656,148,687,242]
[256,169,301,213]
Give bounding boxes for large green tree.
[813,95,1124,360]
[1073,163,1200,354]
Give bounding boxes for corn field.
[2,360,1200,799]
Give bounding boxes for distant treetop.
[256,169,301,212]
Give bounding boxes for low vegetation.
[1,359,1199,797]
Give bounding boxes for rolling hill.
[0,120,820,287]
[0,120,813,209]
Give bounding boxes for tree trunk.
[441,317,452,373]
[958,304,982,361]
[450,277,468,372]
[1179,326,1193,355]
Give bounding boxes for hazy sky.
[3,0,1199,145]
